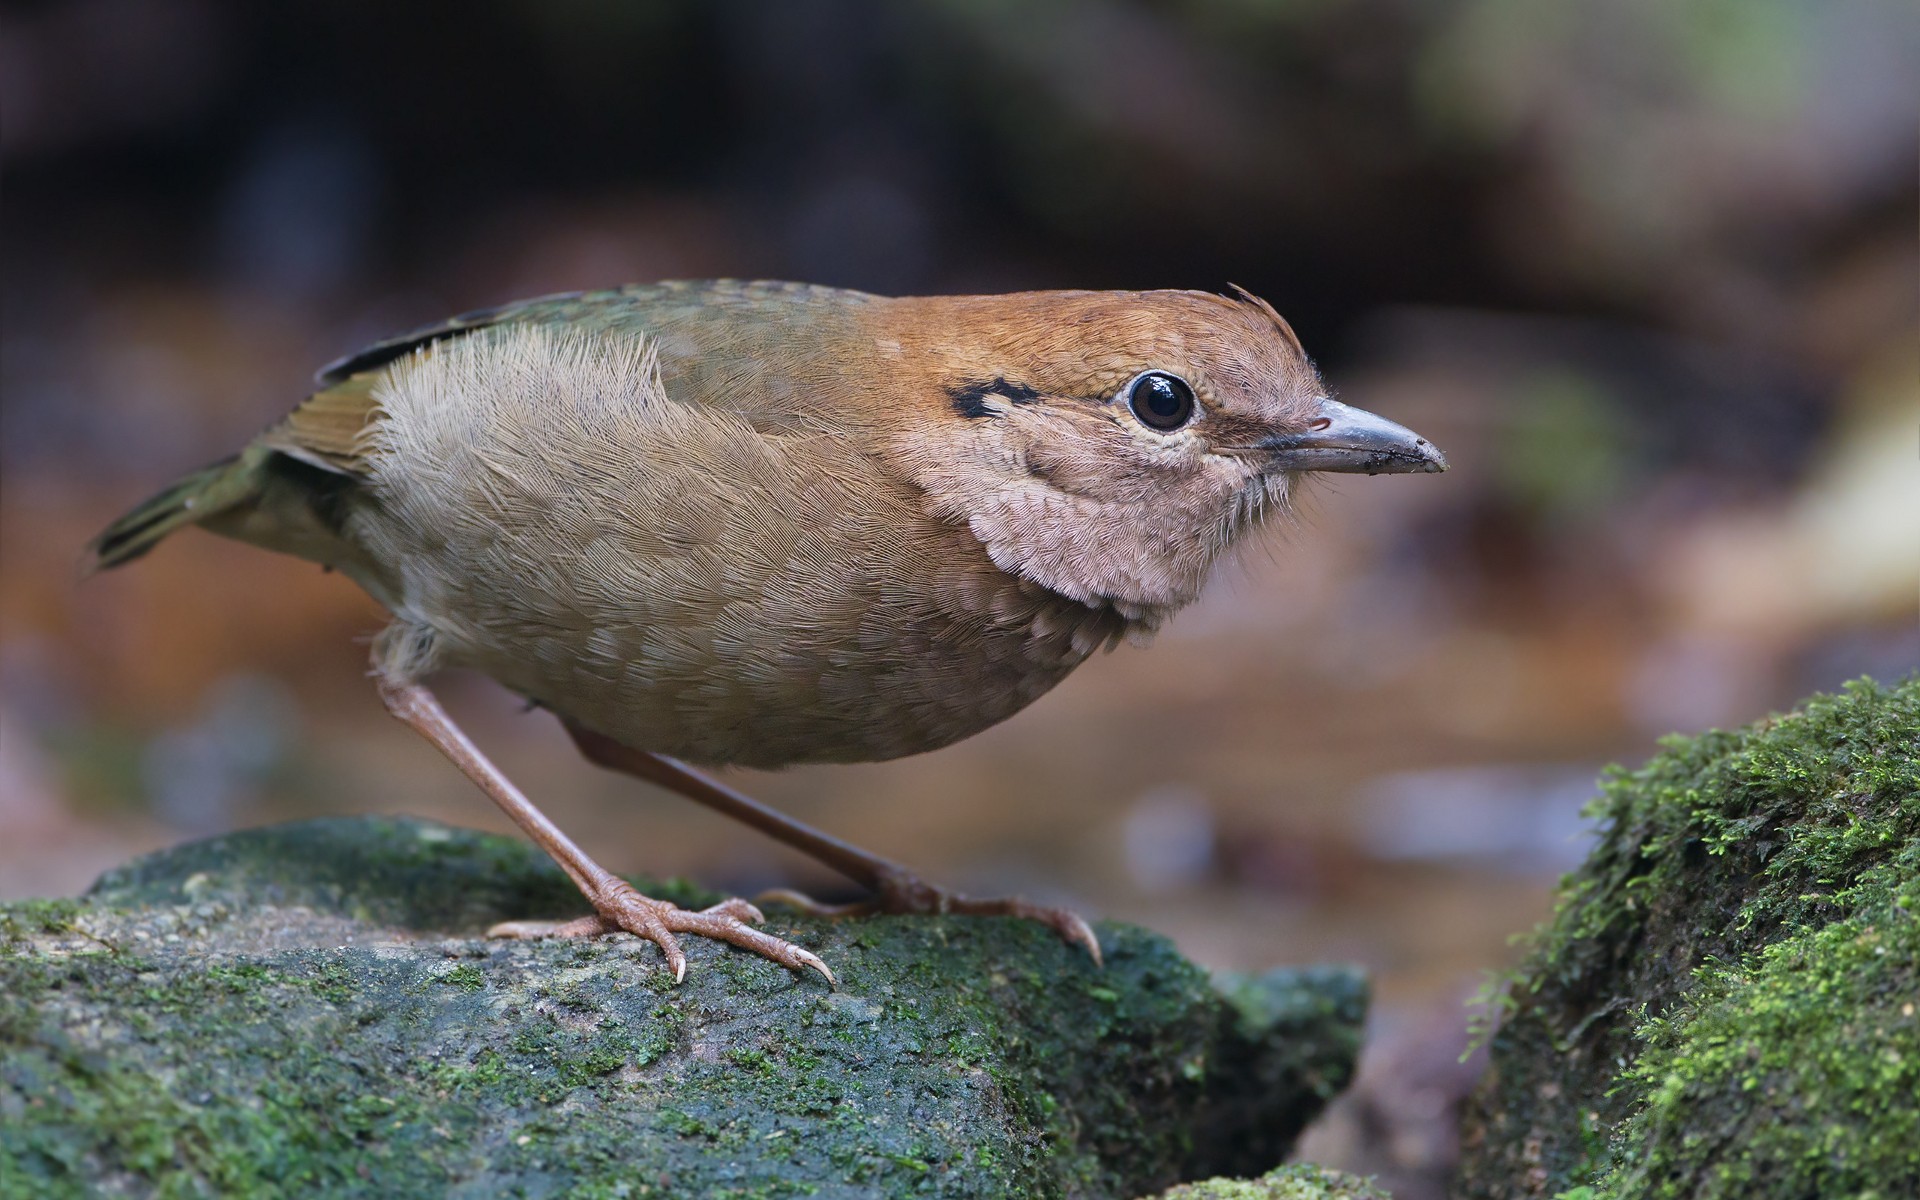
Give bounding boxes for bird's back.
[312,280,887,432]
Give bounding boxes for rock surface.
[0,816,1366,1199]
[1144,1163,1391,1199]
[1456,676,1920,1199]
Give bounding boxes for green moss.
[1458,676,1920,1200]
[1553,676,1917,969]
[439,962,486,990]
[0,956,455,1197]
[81,815,717,932]
[1146,1162,1392,1199]
[0,899,98,948]
[1595,869,1920,1199]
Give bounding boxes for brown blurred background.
[2,2,1916,1194]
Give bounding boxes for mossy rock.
[1144,1163,1391,1198]
[1457,676,1920,1199]
[0,816,1367,1199]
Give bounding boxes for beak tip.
[1260,399,1450,477]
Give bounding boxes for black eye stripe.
[1126,371,1197,432]
[949,377,1042,419]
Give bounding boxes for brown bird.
[86,280,1445,986]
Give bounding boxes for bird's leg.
[373,674,833,986]
[563,722,1102,965]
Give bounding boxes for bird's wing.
[313,293,586,386]
[257,292,589,477]
[315,280,875,386]
[264,282,881,477]
[257,374,380,475]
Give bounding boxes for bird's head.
[879,287,1446,624]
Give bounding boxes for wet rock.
[1,816,1367,1198]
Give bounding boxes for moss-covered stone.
[0,816,1366,1199]
[1144,1162,1391,1199]
[1457,676,1920,1200]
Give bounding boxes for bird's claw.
[488,880,836,988]
[760,872,1103,966]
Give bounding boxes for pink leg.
[375,675,833,987]
[565,722,1102,965]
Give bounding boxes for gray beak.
[1261,399,1448,475]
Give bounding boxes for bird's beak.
[1260,399,1448,475]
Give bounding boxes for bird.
[86,279,1446,987]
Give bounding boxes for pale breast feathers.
[340,323,1120,767]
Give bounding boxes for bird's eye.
[1126,371,1198,432]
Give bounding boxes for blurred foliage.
[1493,368,1631,521]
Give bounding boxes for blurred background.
[2,2,1916,1193]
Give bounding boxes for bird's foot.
[760,868,1103,966]
[488,879,836,987]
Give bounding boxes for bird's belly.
[446,606,1101,769]
[351,445,1128,769]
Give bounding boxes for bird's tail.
[83,448,268,573]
